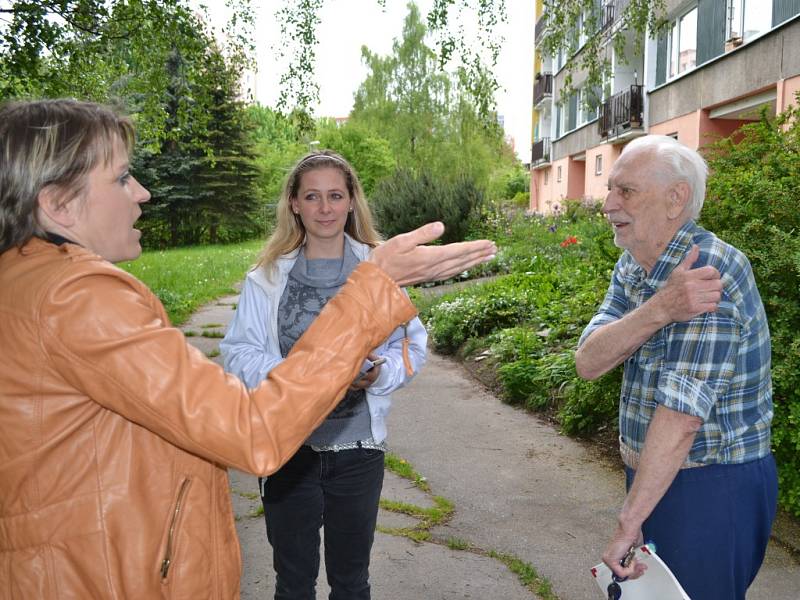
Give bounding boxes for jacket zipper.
[160,478,190,580]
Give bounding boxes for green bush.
[372,169,484,243]
[559,370,621,436]
[511,191,530,208]
[702,103,800,517]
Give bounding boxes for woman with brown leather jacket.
[0,99,495,599]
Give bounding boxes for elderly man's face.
[603,151,676,272]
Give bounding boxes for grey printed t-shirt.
[278,245,372,447]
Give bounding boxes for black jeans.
[259,445,385,600]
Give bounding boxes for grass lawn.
[118,239,262,325]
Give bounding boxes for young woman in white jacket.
[221,150,427,600]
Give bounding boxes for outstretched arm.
[369,222,496,286]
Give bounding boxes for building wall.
[778,73,800,110]
[530,167,550,213]
[649,110,752,149]
[649,17,800,125]
[584,143,622,201]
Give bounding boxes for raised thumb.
[403,221,445,247]
[678,244,700,271]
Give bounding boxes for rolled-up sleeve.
[578,266,628,347]
[655,311,740,420]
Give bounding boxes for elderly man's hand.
[369,222,496,287]
[657,245,722,323]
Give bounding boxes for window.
[557,166,562,182]
[544,169,549,185]
[595,154,603,175]
[728,0,773,42]
[555,48,563,72]
[667,7,697,79]
[580,85,602,125]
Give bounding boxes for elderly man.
[576,135,777,600]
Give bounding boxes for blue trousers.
[259,445,385,600]
[626,453,778,600]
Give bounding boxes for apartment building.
[530,0,800,214]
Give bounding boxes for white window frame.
[557,166,562,183]
[595,154,603,176]
[727,0,774,42]
[667,5,698,80]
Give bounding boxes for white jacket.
[221,235,427,443]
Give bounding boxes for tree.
[274,0,506,118]
[247,104,308,205]
[315,119,395,197]
[133,45,261,247]
[351,4,452,171]
[0,0,255,151]
[349,3,513,188]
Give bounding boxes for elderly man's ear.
[666,181,691,220]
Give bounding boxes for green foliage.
[119,239,261,325]
[247,104,307,205]
[315,119,395,196]
[421,209,621,434]
[559,370,621,436]
[702,103,800,517]
[371,170,484,244]
[276,0,505,119]
[133,44,261,247]
[349,4,515,187]
[0,1,255,152]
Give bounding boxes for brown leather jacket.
[0,238,416,599]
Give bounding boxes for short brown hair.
[0,99,135,254]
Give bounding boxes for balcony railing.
[531,138,551,165]
[599,0,632,33]
[535,16,547,45]
[599,85,643,139]
[533,73,553,107]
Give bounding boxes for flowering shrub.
[559,235,578,248]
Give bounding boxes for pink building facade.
[530,2,800,213]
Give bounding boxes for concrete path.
[182,293,800,600]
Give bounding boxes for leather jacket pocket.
[159,477,192,582]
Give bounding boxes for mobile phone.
[357,357,387,379]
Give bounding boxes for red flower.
[560,235,578,248]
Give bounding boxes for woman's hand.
[369,222,496,286]
[349,353,382,391]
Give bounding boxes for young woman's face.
[291,167,352,245]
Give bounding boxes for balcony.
[599,85,643,139]
[533,73,553,107]
[535,15,547,45]
[599,0,631,34]
[531,138,551,167]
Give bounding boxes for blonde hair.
[0,99,135,254]
[258,151,382,273]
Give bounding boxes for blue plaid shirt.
[580,220,772,464]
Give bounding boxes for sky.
[207,1,534,161]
